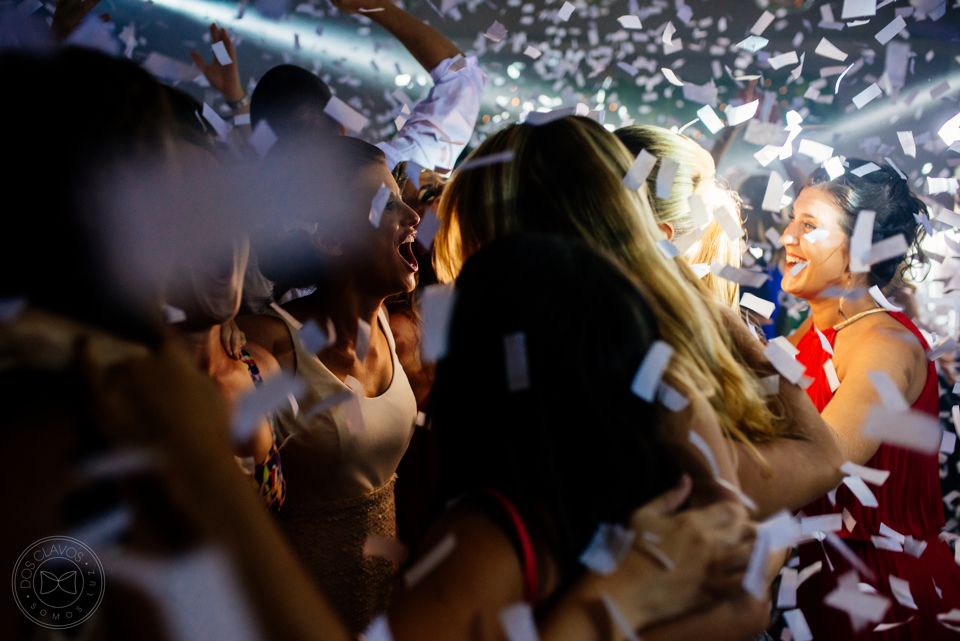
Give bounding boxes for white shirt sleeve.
[377,54,487,172]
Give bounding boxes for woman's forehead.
[795,187,842,223]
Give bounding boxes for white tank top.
[271,306,417,502]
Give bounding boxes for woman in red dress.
[780,160,960,638]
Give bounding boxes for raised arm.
[330,0,461,72]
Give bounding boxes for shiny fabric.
[377,55,487,172]
[794,311,960,639]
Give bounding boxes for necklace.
[831,307,888,332]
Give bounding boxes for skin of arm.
[85,339,351,641]
[235,314,297,373]
[329,0,462,72]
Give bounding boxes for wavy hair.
[615,125,743,309]
[434,116,785,449]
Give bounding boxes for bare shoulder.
[243,341,282,378]
[235,314,295,369]
[840,315,927,387]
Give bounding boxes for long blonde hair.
[614,125,743,309]
[434,116,784,448]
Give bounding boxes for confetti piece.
[557,1,575,21]
[769,51,800,70]
[697,105,725,134]
[875,15,907,45]
[852,83,883,109]
[868,285,902,312]
[725,100,759,126]
[499,603,539,641]
[657,383,690,411]
[689,430,721,478]
[841,0,876,19]
[663,21,676,46]
[867,370,909,411]
[942,430,957,454]
[804,228,830,244]
[202,103,232,140]
[234,374,305,443]
[897,131,916,158]
[484,20,508,42]
[362,615,394,641]
[503,332,531,392]
[420,284,457,363]
[712,262,769,288]
[713,206,745,241]
[938,112,960,146]
[928,337,958,361]
[869,234,908,266]
[741,293,776,318]
[323,96,368,133]
[743,512,802,598]
[815,37,849,61]
[298,320,329,354]
[656,158,680,199]
[861,406,941,453]
[248,119,278,158]
[824,572,891,631]
[783,609,813,641]
[798,139,834,163]
[849,210,876,274]
[656,239,680,259]
[840,461,890,485]
[736,36,769,52]
[750,10,775,36]
[764,340,806,384]
[354,320,372,365]
[759,374,780,396]
[233,113,251,126]
[457,150,515,171]
[851,162,881,177]
[523,46,542,59]
[662,68,684,86]
[802,513,843,534]
[580,523,636,575]
[631,340,674,402]
[162,304,187,323]
[369,183,391,228]
[889,575,918,610]
[762,171,786,212]
[778,568,799,608]
[211,41,232,65]
[903,535,928,558]
[687,193,711,226]
[404,533,456,588]
[824,156,845,180]
[617,15,642,29]
[843,475,878,507]
[824,358,841,392]
[623,149,658,190]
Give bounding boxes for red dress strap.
[481,488,539,604]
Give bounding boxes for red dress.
[795,311,960,638]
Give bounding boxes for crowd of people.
[4,2,960,640]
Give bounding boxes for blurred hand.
[328,0,388,15]
[49,0,110,42]
[81,337,233,463]
[190,24,245,103]
[220,318,247,360]
[582,475,757,633]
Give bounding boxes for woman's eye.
[804,223,816,231]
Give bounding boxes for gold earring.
[838,274,851,320]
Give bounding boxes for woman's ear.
[657,222,675,241]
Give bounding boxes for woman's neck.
[299,276,386,356]
[181,324,233,376]
[808,290,880,331]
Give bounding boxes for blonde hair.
[434,116,784,448]
[614,125,743,309]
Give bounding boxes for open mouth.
[398,232,418,272]
[784,253,809,276]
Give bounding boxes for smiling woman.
[773,161,960,640]
[236,133,421,633]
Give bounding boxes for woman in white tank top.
[238,134,420,633]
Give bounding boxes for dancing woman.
[770,161,960,638]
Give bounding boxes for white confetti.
[662,68,685,86]
[852,83,883,109]
[849,210,876,274]
[769,51,800,70]
[656,158,680,199]
[875,15,907,45]
[740,293,776,318]
[815,37,849,61]
[851,162,881,177]
[725,100,759,126]
[617,15,642,29]
[579,523,636,575]
[369,183,391,228]
[556,1,575,21]
[868,285,903,312]
[503,332,531,392]
[696,105,725,134]
[623,149,657,190]
[211,41,232,65]
[761,171,786,212]
[499,603,539,641]
[323,96,368,133]
[749,10,775,36]
[783,609,813,641]
[631,340,674,402]
[897,131,916,158]
[404,533,457,588]
[841,0,876,19]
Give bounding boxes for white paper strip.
[688,193,711,226]
[750,10,775,36]
[696,105,725,133]
[868,285,903,312]
[861,407,941,454]
[783,609,814,641]
[761,171,786,212]
[816,37,849,61]
[897,131,916,158]
[617,15,642,29]
[841,0,876,19]
[420,283,458,363]
[324,96,368,132]
[769,51,799,70]
[404,534,457,588]
[840,461,890,485]
[624,149,657,190]
[849,210,876,273]
[725,100,759,126]
[843,475,879,507]
[853,83,883,109]
[741,293,776,318]
[579,523,636,575]
[764,340,806,384]
[503,332,531,392]
[656,158,681,199]
[802,513,844,534]
[631,340,674,402]
[875,16,907,45]
[499,603,540,641]
[824,359,841,392]
[662,68,685,86]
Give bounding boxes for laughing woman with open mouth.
[238,134,421,635]
[776,160,960,639]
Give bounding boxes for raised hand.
[49,0,110,42]
[328,0,387,15]
[220,318,247,360]
[190,23,245,103]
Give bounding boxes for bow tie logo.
[38,571,78,596]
